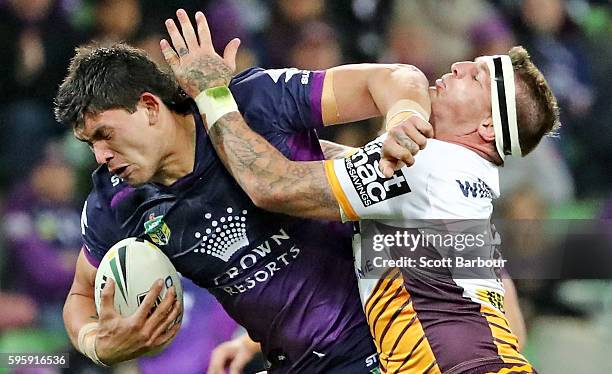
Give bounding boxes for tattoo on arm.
[209,113,341,220]
[319,140,356,160]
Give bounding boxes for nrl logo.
[144,213,171,246]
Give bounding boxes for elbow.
[245,186,277,211]
[249,189,289,213]
[391,64,429,89]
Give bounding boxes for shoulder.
[230,67,318,93]
[416,141,499,219]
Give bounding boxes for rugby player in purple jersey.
[56,13,432,374]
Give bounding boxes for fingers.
[164,18,188,57]
[147,288,179,338]
[223,38,241,73]
[176,9,200,51]
[390,121,425,152]
[151,320,181,348]
[98,278,117,320]
[150,302,181,344]
[134,279,164,322]
[195,11,213,52]
[160,39,179,68]
[394,119,428,150]
[379,138,414,177]
[208,343,234,374]
[414,117,434,139]
[388,128,420,156]
[229,348,254,374]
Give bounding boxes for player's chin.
[122,169,146,187]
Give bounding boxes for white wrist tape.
[385,99,429,130]
[77,322,109,367]
[194,86,239,130]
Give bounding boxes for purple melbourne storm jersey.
[80,68,377,373]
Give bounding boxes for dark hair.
[509,46,561,156]
[54,42,190,129]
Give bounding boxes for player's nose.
[93,144,113,165]
[451,61,470,78]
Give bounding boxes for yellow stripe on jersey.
[324,160,359,221]
[321,69,340,125]
[480,304,530,366]
[491,363,536,374]
[366,269,441,374]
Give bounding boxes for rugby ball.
[94,237,183,318]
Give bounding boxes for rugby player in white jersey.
[161,10,558,374]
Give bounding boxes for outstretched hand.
[160,9,241,98]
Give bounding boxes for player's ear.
[140,92,160,125]
[477,117,495,143]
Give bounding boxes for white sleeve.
[324,136,496,221]
[324,135,423,221]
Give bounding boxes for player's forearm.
[210,113,340,221]
[324,64,431,125]
[63,291,98,349]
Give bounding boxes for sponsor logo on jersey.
[111,174,122,187]
[456,178,493,199]
[365,353,379,369]
[193,207,249,262]
[212,227,301,296]
[144,213,171,246]
[476,288,505,313]
[344,140,411,207]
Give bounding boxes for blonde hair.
[509,46,560,156]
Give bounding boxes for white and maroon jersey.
[325,136,533,373]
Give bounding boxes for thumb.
[378,158,395,178]
[223,38,241,73]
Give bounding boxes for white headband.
[482,55,521,160]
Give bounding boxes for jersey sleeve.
[229,67,325,135]
[80,192,122,267]
[324,136,495,221]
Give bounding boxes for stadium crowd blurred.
[0,0,610,373]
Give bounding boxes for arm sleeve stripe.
[82,245,101,268]
[321,70,340,126]
[324,160,359,220]
[309,70,326,127]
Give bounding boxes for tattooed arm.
[161,10,342,220]
[211,112,341,220]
